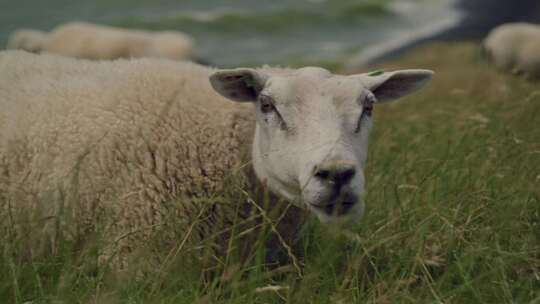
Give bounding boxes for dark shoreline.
[362,0,540,67]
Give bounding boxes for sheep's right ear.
[209,68,267,102]
[357,69,434,102]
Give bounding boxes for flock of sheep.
[1,20,538,267]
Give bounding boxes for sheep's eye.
[259,95,288,130]
[259,95,276,114]
[362,104,373,117]
[355,94,375,133]
[361,92,375,118]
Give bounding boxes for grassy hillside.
[1,43,539,303]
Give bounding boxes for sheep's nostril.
[313,161,356,186]
[335,168,356,185]
[314,168,330,180]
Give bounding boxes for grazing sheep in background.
[0,51,432,266]
[6,29,47,53]
[6,21,195,61]
[483,22,540,78]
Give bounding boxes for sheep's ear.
[209,68,267,102]
[356,69,434,102]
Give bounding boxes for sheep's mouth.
[309,194,359,217]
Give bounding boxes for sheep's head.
[6,29,45,53]
[210,67,432,223]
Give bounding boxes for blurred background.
[1,0,539,67]
[0,0,459,68]
[4,0,540,67]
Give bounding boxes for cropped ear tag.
[367,70,384,77]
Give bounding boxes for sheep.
[6,29,47,53]
[6,22,195,61]
[483,22,540,78]
[0,51,433,267]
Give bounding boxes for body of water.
[0,0,459,67]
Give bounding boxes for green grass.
[1,42,540,303]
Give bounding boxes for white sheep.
[483,22,540,78]
[6,29,47,53]
[0,51,432,266]
[6,22,195,61]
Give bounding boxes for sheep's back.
[484,23,540,70]
[0,51,256,265]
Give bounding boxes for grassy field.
[1,42,539,303]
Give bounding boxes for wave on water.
[346,0,463,69]
[0,0,461,67]
[112,2,392,34]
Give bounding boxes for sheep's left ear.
[356,69,434,102]
[209,68,267,102]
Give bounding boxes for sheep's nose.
[314,160,356,187]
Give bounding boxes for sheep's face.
[210,67,432,223]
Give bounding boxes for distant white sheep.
[6,22,195,61]
[0,51,432,265]
[483,22,540,78]
[6,29,46,53]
